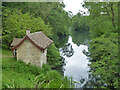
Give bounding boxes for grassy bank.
[2,49,72,88]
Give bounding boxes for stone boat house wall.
[17,39,47,68]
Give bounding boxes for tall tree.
[83,2,119,88]
[2,2,71,46]
[2,7,52,49]
[72,12,90,32]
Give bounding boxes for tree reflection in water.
[59,43,74,57]
[71,31,90,46]
[58,30,110,88]
[59,30,106,88]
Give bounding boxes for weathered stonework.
[11,31,53,68]
[17,39,47,68]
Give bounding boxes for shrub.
[47,44,62,70]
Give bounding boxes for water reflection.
[52,34,69,48]
[59,43,74,57]
[58,31,107,88]
[59,31,91,88]
[71,31,90,46]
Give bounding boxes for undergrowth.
[2,49,73,88]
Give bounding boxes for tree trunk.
[110,3,116,28]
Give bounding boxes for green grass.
[2,56,39,88]
[2,49,72,88]
[2,49,12,56]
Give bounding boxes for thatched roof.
[11,31,53,51]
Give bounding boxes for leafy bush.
[47,44,63,70]
[2,7,52,49]
[45,70,61,82]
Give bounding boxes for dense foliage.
[82,2,119,88]
[2,2,71,88]
[2,2,71,70]
[72,12,90,32]
[2,1,119,89]
[2,2,71,46]
[47,44,64,71]
[2,7,52,49]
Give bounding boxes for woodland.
[2,2,120,88]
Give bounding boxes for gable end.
[11,35,44,51]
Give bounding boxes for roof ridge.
[30,31,42,35]
[11,31,53,51]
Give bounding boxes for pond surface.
[59,31,91,88]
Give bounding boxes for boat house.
[11,29,53,68]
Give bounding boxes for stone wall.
[17,39,47,68]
